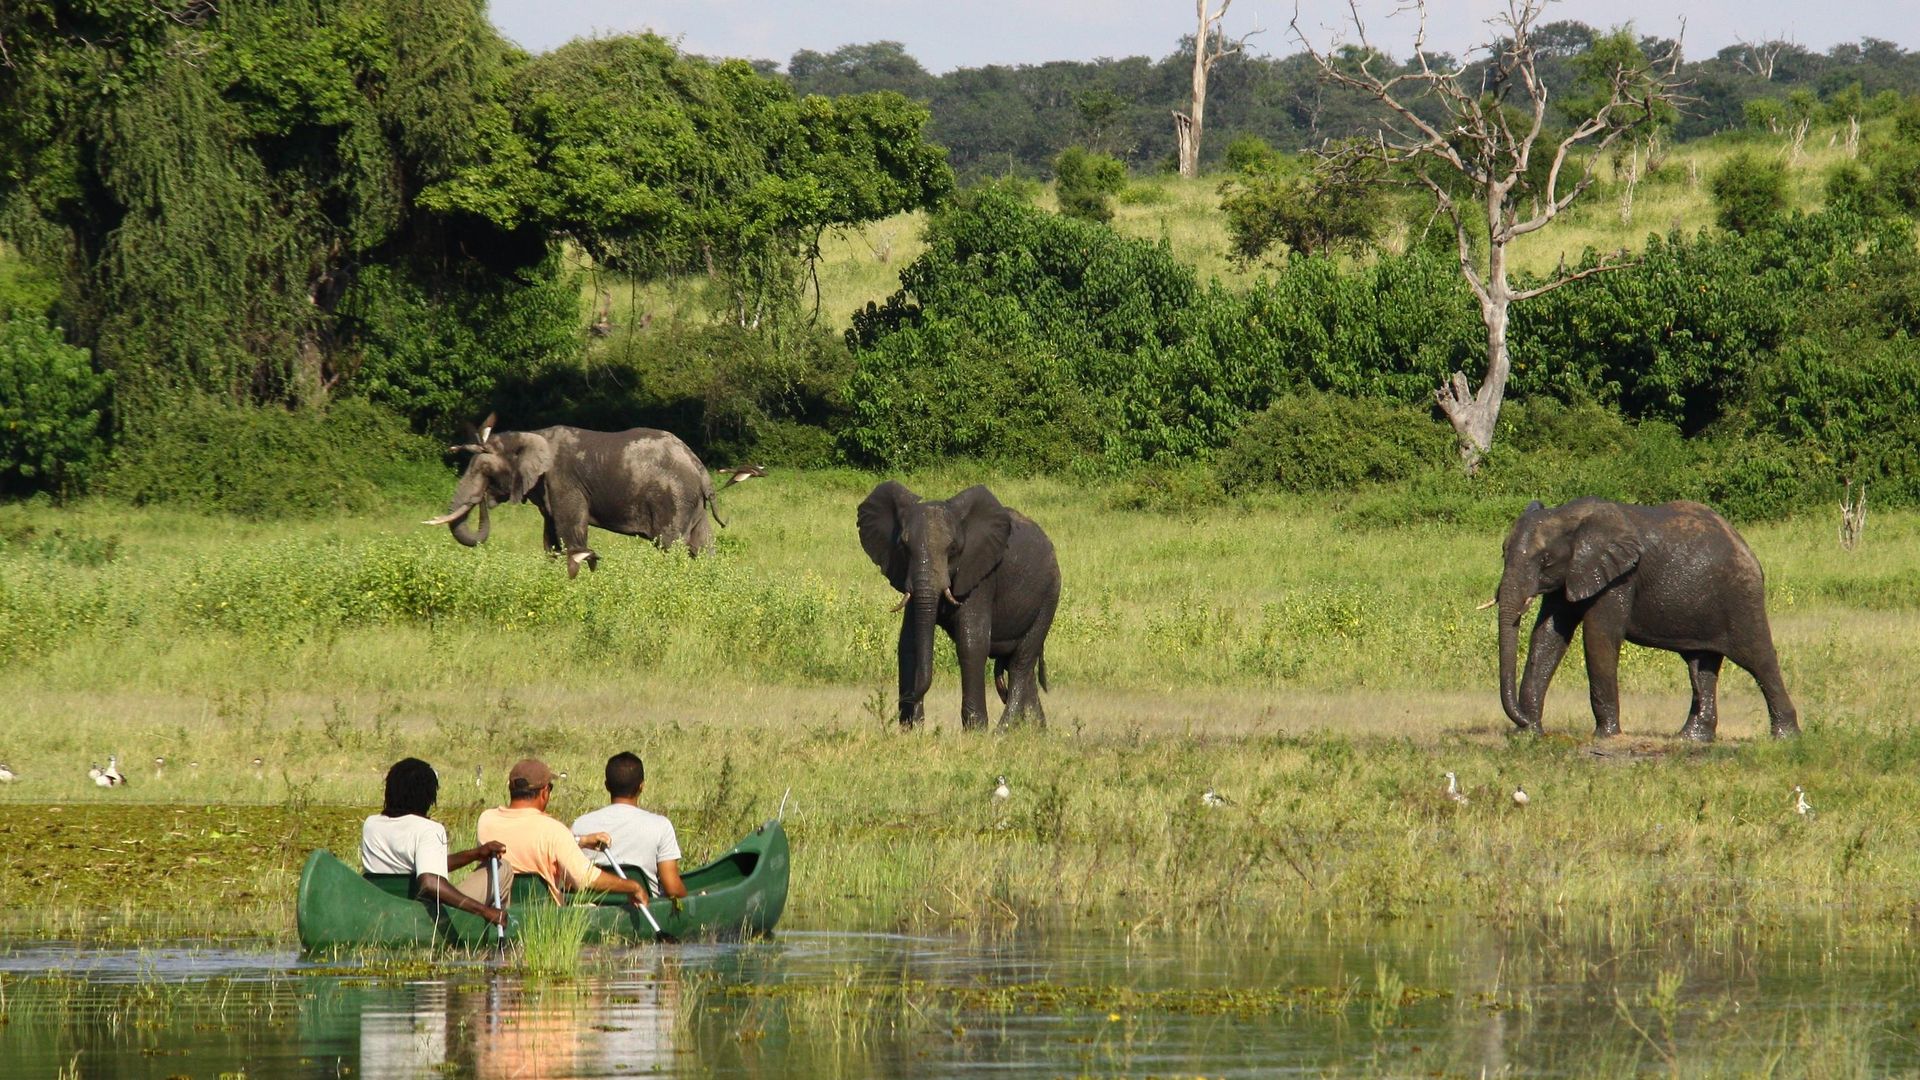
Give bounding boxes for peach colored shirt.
[477,806,599,904]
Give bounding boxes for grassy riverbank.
[0,471,1916,942]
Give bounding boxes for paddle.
[487,856,505,950]
[605,858,675,944]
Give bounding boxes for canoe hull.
[298,818,790,952]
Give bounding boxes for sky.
[487,1,1920,72]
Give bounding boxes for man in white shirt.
[361,757,507,926]
[570,752,686,901]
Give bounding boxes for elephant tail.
[708,464,767,530]
[705,488,727,529]
[994,658,1010,703]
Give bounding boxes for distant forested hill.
[780,31,1920,175]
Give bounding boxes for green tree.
[1219,149,1384,262]
[0,312,109,494]
[1711,151,1789,233]
[1052,146,1127,223]
[423,35,953,330]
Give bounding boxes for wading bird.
[992,775,1011,803]
[152,757,165,780]
[1444,772,1470,805]
[1793,785,1816,820]
[103,755,124,786]
[251,756,265,780]
[1511,785,1529,807]
[1202,787,1232,808]
[474,765,484,788]
[0,762,15,783]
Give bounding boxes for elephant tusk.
[422,508,468,526]
[1475,597,1497,610]
[890,592,911,612]
[943,587,959,605]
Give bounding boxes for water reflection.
[0,920,1915,1077]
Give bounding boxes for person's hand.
[477,840,507,860]
[483,905,508,928]
[629,891,651,909]
[578,832,612,851]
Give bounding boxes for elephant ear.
[948,485,1014,598]
[1566,508,1642,602]
[857,481,918,592]
[504,432,553,504]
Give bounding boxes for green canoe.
[296,818,789,951]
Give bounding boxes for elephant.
[1495,497,1798,742]
[858,482,1060,731]
[423,417,726,576]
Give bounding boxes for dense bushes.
[0,314,110,495]
[97,398,443,519]
[1710,151,1790,233]
[1217,393,1452,494]
[1052,147,1127,223]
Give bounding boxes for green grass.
[1,471,1917,943]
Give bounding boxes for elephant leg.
[550,493,596,574]
[1518,603,1580,734]
[954,618,991,732]
[999,587,1058,729]
[1580,601,1627,738]
[542,514,562,558]
[1731,634,1799,738]
[685,507,713,557]
[1679,651,1722,742]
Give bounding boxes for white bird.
[473,765,484,788]
[992,775,1011,802]
[1793,785,1816,820]
[1202,787,1233,808]
[0,762,15,783]
[152,756,166,779]
[1444,772,1470,805]
[88,762,103,782]
[1511,785,1530,808]
[103,755,125,787]
[251,756,265,780]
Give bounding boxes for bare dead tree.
[1839,479,1867,551]
[1731,36,1789,81]
[1173,0,1260,178]
[1291,0,1682,467]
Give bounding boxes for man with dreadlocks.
[361,757,507,926]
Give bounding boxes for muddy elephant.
[858,482,1060,731]
[424,418,721,576]
[1496,497,1798,742]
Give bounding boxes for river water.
[1,918,1914,1077]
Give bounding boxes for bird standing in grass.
[1511,785,1529,808]
[152,757,165,780]
[992,775,1011,803]
[0,762,15,783]
[1444,772,1470,805]
[473,765,484,788]
[1202,787,1232,808]
[251,756,265,781]
[104,755,124,786]
[1793,785,1816,820]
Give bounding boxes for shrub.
[0,313,110,495]
[1219,151,1385,263]
[1052,146,1127,224]
[1710,151,1789,234]
[1222,134,1278,172]
[1742,97,1785,132]
[98,397,444,518]
[496,321,853,467]
[339,256,581,432]
[1217,393,1453,494]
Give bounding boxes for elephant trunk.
[450,499,491,547]
[905,586,939,709]
[1498,576,1531,729]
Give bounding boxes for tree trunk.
[1178,0,1209,178]
[1435,204,1514,470]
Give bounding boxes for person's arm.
[587,869,647,904]
[577,831,612,851]
[655,859,687,900]
[448,839,506,873]
[415,873,507,926]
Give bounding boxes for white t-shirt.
[360,814,451,880]
[571,803,682,895]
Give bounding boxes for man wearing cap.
[465,758,649,907]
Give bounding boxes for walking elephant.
[423,417,723,576]
[1496,497,1798,742]
[858,482,1060,731]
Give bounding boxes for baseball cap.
[507,758,554,797]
